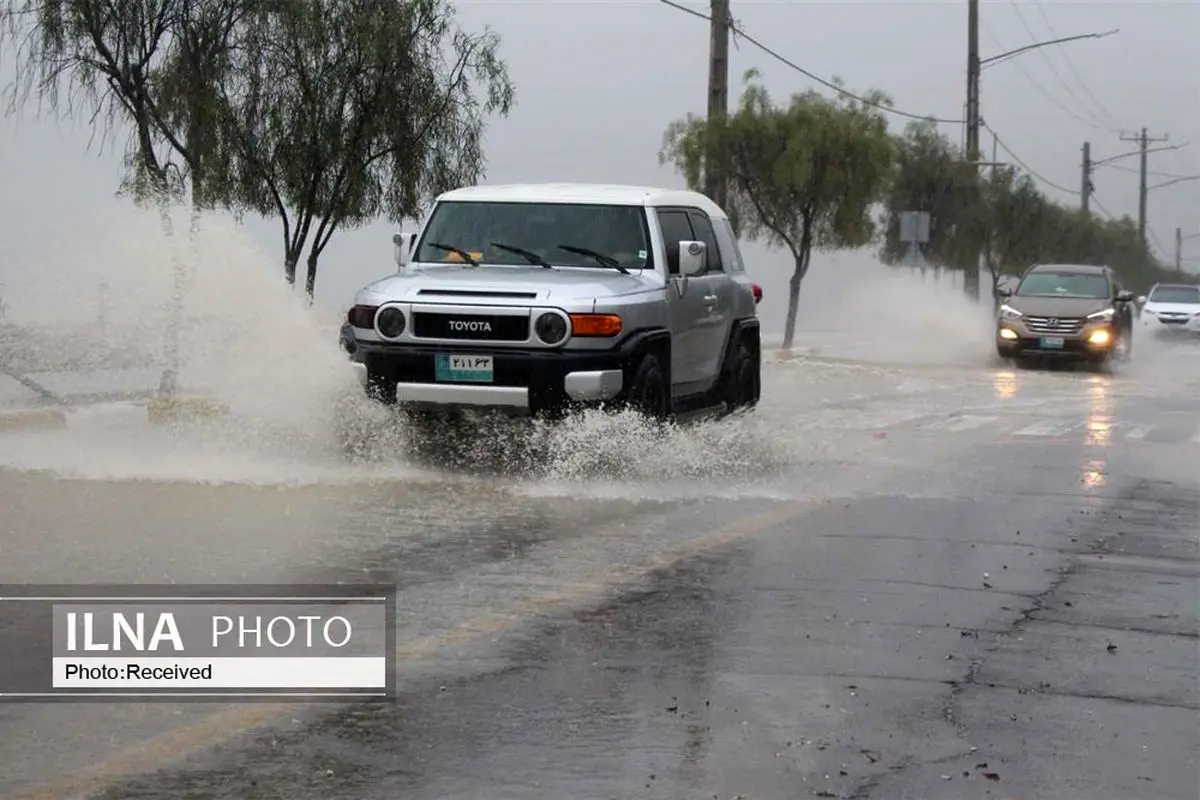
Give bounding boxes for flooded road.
[2,343,1198,800]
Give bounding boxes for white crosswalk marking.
[1123,423,1154,440]
[921,414,1000,433]
[1012,419,1085,437]
[852,411,930,430]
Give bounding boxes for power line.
[1101,163,1196,180]
[1147,226,1169,258]
[1090,193,1117,220]
[979,20,1116,133]
[1031,0,1124,130]
[982,122,1078,196]
[1093,195,1169,262]
[1015,0,1123,131]
[655,0,964,124]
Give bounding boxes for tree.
[660,70,895,349]
[881,120,982,273]
[1,0,247,395]
[218,0,515,296]
[878,122,1179,298]
[975,166,1044,299]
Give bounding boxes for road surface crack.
[844,478,1197,799]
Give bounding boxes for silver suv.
[345,183,763,422]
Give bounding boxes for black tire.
[626,353,670,421]
[365,368,397,404]
[724,341,760,412]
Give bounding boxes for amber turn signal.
[569,314,622,337]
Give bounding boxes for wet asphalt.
[1,347,1198,800]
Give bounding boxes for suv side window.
[712,218,745,273]
[656,209,695,275]
[686,210,723,272]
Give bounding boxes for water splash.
[0,210,939,494]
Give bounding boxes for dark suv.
[995,263,1135,364]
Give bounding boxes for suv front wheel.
[626,353,670,421]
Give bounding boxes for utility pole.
[1119,127,1169,246]
[1080,142,1092,214]
[705,0,731,210]
[1176,227,1183,276]
[965,0,980,162]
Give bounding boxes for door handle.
[703,294,718,304]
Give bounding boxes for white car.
[1138,283,1200,338]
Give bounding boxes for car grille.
[1157,314,1189,325]
[411,312,530,341]
[1024,316,1085,335]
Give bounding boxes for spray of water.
[751,247,995,365]
[0,212,987,490]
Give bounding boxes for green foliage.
[881,121,981,268]
[1,0,195,206]
[662,70,894,260]
[217,0,515,293]
[0,0,514,297]
[881,123,1175,293]
[660,69,895,347]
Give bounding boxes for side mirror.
[393,232,417,268]
[1116,290,1134,302]
[996,286,1012,298]
[1136,295,1146,304]
[678,240,707,277]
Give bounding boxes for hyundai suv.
[996,263,1135,364]
[344,183,763,424]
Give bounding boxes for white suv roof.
[436,183,728,219]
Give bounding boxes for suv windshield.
[413,201,651,269]
[1148,285,1200,304]
[1016,270,1110,299]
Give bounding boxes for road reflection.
[1084,375,1114,447]
[992,370,1017,400]
[1080,459,1108,491]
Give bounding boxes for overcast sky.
[1,0,1197,318]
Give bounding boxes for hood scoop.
[416,288,538,299]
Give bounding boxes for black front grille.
[1159,316,1188,325]
[411,312,529,341]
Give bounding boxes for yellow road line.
[12,499,816,800]
[0,409,66,431]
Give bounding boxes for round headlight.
[534,312,568,345]
[376,307,406,338]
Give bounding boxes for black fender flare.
[718,317,761,381]
[618,328,672,389]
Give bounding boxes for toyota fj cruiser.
[345,183,762,423]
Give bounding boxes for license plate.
[435,354,493,382]
[1039,337,1065,349]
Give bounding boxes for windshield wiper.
[490,241,554,269]
[427,242,480,266]
[557,244,631,275]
